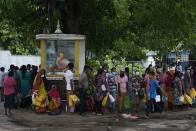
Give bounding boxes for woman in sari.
[172,71,183,110]
[166,70,174,110]
[48,84,60,111]
[93,68,106,115]
[32,69,47,113]
[19,65,31,98]
[159,67,167,110]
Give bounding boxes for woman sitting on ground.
[48,84,60,111]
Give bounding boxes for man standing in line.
[79,65,90,115]
[64,63,74,112]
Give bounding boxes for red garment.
[86,96,93,112]
[159,73,167,84]
[48,88,60,100]
[34,69,44,90]
[3,76,16,95]
[166,71,174,91]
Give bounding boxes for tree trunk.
[62,0,81,34]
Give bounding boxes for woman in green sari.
[19,65,31,97]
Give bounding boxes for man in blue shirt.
[146,70,167,117]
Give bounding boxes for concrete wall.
[79,40,85,74]
[0,50,40,71]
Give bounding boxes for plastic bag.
[184,94,193,105]
[109,94,115,103]
[102,95,109,107]
[124,95,131,110]
[68,97,74,107]
[101,84,106,91]
[71,95,80,104]
[69,95,80,107]
[189,88,196,99]
[155,95,161,102]
[179,95,185,104]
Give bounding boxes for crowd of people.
[0,64,38,115]
[73,63,196,117]
[0,62,196,118]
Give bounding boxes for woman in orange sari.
[32,69,47,113]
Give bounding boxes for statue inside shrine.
[48,52,70,72]
[55,52,70,70]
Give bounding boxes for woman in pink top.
[118,71,128,113]
[3,71,16,115]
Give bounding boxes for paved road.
[0,112,195,131]
[0,102,196,131]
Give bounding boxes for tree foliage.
[0,0,195,60]
[129,0,196,57]
[0,0,47,55]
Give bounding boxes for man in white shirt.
[64,63,74,112]
[0,67,5,102]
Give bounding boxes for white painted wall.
[79,40,85,74]
[0,50,40,71]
